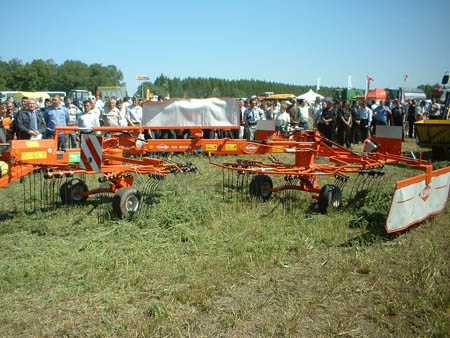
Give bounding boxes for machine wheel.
[249,175,273,201]
[112,187,142,218]
[60,179,89,204]
[318,184,342,214]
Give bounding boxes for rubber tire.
[249,175,273,201]
[59,179,88,204]
[318,184,342,214]
[112,187,142,218]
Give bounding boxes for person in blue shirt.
[372,100,392,135]
[243,98,263,141]
[44,94,69,150]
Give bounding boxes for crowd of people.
[238,95,447,147]
[0,93,447,151]
[0,94,148,149]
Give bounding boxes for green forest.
[137,74,337,99]
[0,58,123,95]
[0,58,440,99]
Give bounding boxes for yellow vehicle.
[265,93,296,100]
[13,91,50,100]
[415,72,450,160]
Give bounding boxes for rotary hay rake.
[206,127,450,233]
[0,126,196,219]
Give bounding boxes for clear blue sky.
[1,0,449,95]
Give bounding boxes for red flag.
[367,75,374,82]
[403,73,408,82]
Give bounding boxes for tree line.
[138,74,338,99]
[0,58,441,99]
[0,58,123,95]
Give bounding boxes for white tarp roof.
[142,98,239,128]
[297,89,324,102]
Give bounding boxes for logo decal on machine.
[419,185,431,202]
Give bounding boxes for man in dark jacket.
[15,98,46,139]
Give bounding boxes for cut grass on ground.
[0,138,449,337]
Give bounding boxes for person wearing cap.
[287,97,300,127]
[243,98,263,141]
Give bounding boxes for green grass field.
[0,139,449,337]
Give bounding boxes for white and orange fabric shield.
[142,98,239,128]
[386,167,450,232]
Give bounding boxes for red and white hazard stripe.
[80,134,103,172]
[0,128,6,143]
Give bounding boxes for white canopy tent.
[296,89,324,103]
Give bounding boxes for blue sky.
[1,0,449,95]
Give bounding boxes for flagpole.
[365,76,368,100]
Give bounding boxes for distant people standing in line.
[44,94,69,150]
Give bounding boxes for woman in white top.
[275,103,290,134]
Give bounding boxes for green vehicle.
[334,88,365,103]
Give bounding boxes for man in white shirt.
[78,100,100,129]
[95,94,104,112]
[125,96,143,126]
[89,98,101,118]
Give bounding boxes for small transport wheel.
[249,174,273,201]
[112,187,142,218]
[60,179,89,204]
[318,184,342,214]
